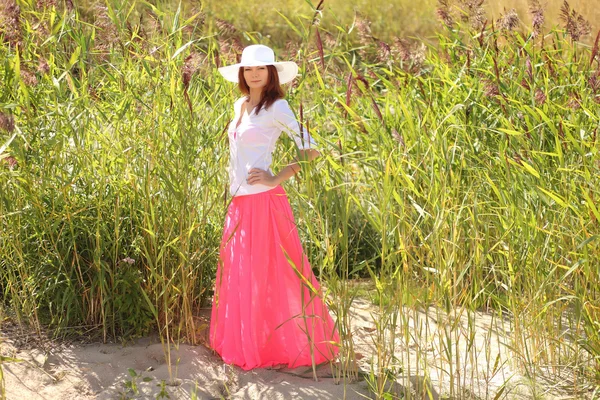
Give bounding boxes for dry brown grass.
[202,0,598,44]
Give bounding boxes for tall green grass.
[1,0,599,398]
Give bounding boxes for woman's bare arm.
[273,149,320,185]
[246,149,321,186]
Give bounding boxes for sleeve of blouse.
[272,100,318,150]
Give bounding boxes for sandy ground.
[1,298,591,400]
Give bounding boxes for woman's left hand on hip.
[247,168,279,187]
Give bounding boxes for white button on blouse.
[227,97,317,197]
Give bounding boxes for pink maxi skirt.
[209,185,340,370]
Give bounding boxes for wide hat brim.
[218,61,299,84]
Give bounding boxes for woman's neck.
[248,88,263,107]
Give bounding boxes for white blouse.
[227,97,317,197]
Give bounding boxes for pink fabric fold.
[210,185,340,370]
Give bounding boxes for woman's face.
[243,66,269,90]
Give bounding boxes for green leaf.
[578,235,599,249]
[582,191,600,222]
[69,46,81,67]
[537,186,568,208]
[497,128,524,136]
[171,40,196,60]
[519,160,540,178]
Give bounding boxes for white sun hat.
[218,44,299,84]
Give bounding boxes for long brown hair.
[237,65,285,114]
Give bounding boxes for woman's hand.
[247,168,280,187]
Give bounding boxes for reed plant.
[1,0,599,398]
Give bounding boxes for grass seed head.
[377,40,391,63]
[567,92,581,109]
[284,40,300,60]
[218,37,243,64]
[322,31,336,49]
[145,10,162,35]
[498,8,519,32]
[588,75,600,93]
[392,37,412,62]
[410,43,427,70]
[0,112,15,132]
[560,1,591,42]
[312,9,322,27]
[6,156,17,169]
[573,15,591,41]
[1,155,18,170]
[391,128,405,147]
[126,21,146,49]
[0,0,22,47]
[32,16,50,41]
[35,0,56,9]
[590,30,599,66]
[232,37,244,60]
[352,74,370,95]
[20,68,38,86]
[436,0,454,28]
[528,0,545,37]
[483,79,499,97]
[37,58,49,74]
[355,11,372,46]
[311,0,324,26]
[534,89,546,104]
[94,5,120,48]
[215,18,237,37]
[189,6,206,30]
[458,0,486,30]
[121,257,135,265]
[182,52,205,89]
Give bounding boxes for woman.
[209,44,340,371]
